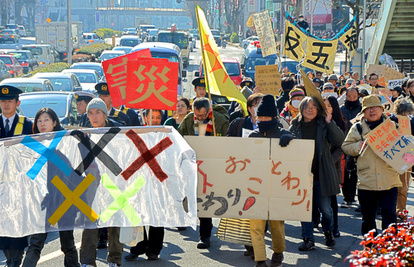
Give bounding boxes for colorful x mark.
[48,174,98,226]
[99,173,145,225]
[21,131,72,180]
[121,130,173,182]
[70,128,122,176]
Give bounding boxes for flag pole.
[196,5,217,137]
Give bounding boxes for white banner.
[0,126,197,237]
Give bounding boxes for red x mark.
[121,130,173,182]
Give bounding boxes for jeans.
[301,181,333,241]
[23,231,79,267]
[358,187,398,235]
[3,249,24,267]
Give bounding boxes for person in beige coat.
[342,95,402,236]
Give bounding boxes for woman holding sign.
[342,95,402,236]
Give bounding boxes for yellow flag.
[299,68,326,112]
[283,20,307,62]
[302,38,337,74]
[339,20,357,58]
[196,6,247,114]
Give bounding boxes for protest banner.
[252,10,277,57]
[366,64,405,85]
[254,65,281,95]
[185,136,314,221]
[388,78,407,89]
[338,18,357,58]
[379,93,394,114]
[102,49,152,106]
[0,127,197,237]
[364,118,414,174]
[283,19,306,62]
[126,58,179,110]
[302,38,338,74]
[397,115,412,135]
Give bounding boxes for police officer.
[74,91,95,127]
[191,77,216,106]
[0,85,33,267]
[113,104,141,126]
[95,82,131,126]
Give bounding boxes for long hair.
[33,107,61,133]
[297,96,323,121]
[324,95,346,132]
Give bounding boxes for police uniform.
[0,85,32,267]
[240,80,255,90]
[74,91,94,127]
[191,78,215,105]
[95,82,131,126]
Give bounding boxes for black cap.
[0,85,23,100]
[95,82,110,95]
[74,91,95,102]
[390,86,403,94]
[312,78,321,83]
[257,94,278,117]
[192,77,206,87]
[358,89,369,97]
[240,80,255,89]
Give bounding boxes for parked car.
[0,60,12,82]
[32,72,82,92]
[98,50,126,62]
[83,33,105,44]
[210,29,222,46]
[5,24,18,30]
[122,28,137,35]
[112,46,133,54]
[196,57,243,86]
[241,36,259,49]
[0,78,55,92]
[119,35,141,47]
[18,92,78,126]
[70,62,105,79]
[0,29,20,43]
[0,54,23,77]
[6,50,39,74]
[62,69,102,93]
[22,44,55,66]
[17,25,27,37]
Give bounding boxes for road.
[0,40,402,267]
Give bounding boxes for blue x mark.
[22,131,72,180]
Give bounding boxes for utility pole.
[67,0,72,65]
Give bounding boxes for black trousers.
[358,187,398,235]
[342,157,358,203]
[199,217,213,238]
[130,226,164,256]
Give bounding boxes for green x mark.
[99,173,145,225]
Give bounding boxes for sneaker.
[298,238,316,251]
[197,237,210,249]
[124,252,139,261]
[147,253,159,260]
[324,231,336,248]
[270,252,283,267]
[255,261,268,267]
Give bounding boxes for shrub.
[230,32,239,43]
[27,62,71,76]
[75,43,113,57]
[94,28,122,39]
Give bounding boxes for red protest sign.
[102,49,152,107]
[126,58,179,110]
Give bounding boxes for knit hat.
[289,88,305,99]
[257,94,278,117]
[361,95,382,112]
[86,98,108,115]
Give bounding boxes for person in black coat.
[276,77,295,114]
[0,85,33,267]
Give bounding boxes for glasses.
[304,106,317,111]
[366,106,381,111]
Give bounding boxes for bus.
[156,31,190,67]
[131,42,186,96]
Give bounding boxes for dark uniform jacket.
[120,106,141,126]
[109,107,131,126]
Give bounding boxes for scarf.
[194,110,213,136]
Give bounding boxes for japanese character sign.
[302,38,338,74]
[283,20,306,62]
[102,49,152,107]
[126,58,179,110]
[185,136,314,221]
[364,118,414,174]
[255,65,281,96]
[251,10,277,57]
[339,20,357,58]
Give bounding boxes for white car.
[62,69,102,93]
[98,50,126,62]
[241,36,259,49]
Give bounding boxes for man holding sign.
[342,95,402,236]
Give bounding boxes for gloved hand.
[279,134,294,147]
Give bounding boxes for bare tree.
[185,1,211,29]
[1,0,13,26]
[223,0,246,33]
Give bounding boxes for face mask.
[253,107,258,117]
[291,100,301,109]
[258,119,278,133]
[299,18,304,22]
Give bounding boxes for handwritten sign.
[185,137,314,221]
[367,64,405,85]
[252,10,277,57]
[397,115,412,135]
[364,118,414,174]
[254,65,281,95]
[388,78,407,89]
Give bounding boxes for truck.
[35,22,84,61]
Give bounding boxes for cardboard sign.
[366,64,405,85]
[254,65,281,95]
[388,78,407,89]
[126,58,179,110]
[185,136,314,221]
[397,115,412,135]
[102,49,152,106]
[379,93,394,114]
[364,118,414,174]
[252,10,277,57]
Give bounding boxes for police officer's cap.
[74,91,95,102]
[0,85,23,100]
[95,82,110,95]
[192,77,206,87]
[240,80,255,89]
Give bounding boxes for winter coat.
[227,116,255,137]
[341,115,402,191]
[248,124,293,139]
[289,115,345,197]
[340,101,362,134]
